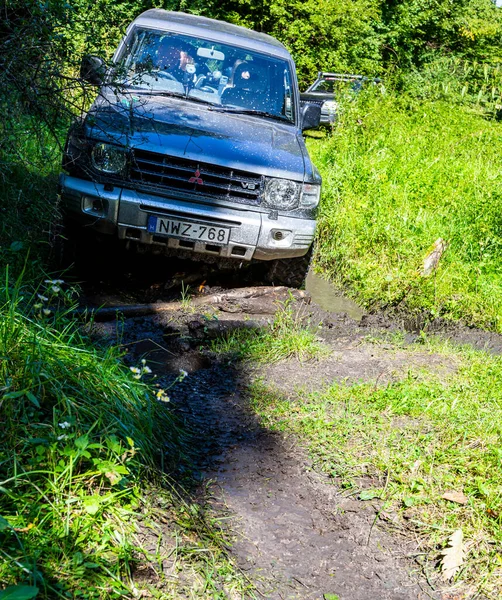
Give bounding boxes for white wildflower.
[59,421,71,429]
[156,389,170,402]
[57,434,68,441]
[51,286,61,294]
[141,358,146,365]
[142,366,152,375]
[37,294,48,302]
[45,279,64,285]
[130,367,141,374]
[43,308,51,316]
[179,369,188,379]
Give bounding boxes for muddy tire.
[265,247,312,288]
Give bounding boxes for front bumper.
[320,109,336,125]
[59,175,316,261]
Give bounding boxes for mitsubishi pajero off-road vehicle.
[59,10,321,287]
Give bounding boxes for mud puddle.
[306,270,365,321]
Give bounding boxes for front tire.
[265,247,313,288]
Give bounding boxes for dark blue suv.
[60,10,321,286]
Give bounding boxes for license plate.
[148,216,230,244]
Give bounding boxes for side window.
[121,30,158,73]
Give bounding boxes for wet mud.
[81,255,502,599]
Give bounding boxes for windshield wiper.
[208,106,290,122]
[124,88,220,106]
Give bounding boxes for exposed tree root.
[81,286,308,321]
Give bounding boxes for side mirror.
[301,103,321,131]
[80,55,106,85]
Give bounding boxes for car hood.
[85,90,314,181]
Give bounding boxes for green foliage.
[209,0,383,82]
[0,274,179,596]
[380,0,502,68]
[397,56,502,114]
[0,275,252,597]
[210,302,329,363]
[249,336,502,594]
[311,90,502,331]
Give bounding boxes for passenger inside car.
[221,61,269,110]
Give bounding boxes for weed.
[180,282,192,311]
[210,301,329,363]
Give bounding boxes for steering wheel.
[199,85,218,94]
[155,70,178,82]
[194,75,218,94]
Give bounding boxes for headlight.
[264,178,300,210]
[322,100,338,113]
[91,143,127,174]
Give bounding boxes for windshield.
[116,27,295,123]
[311,77,365,94]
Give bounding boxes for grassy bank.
[0,276,249,599]
[247,335,502,597]
[309,94,502,331]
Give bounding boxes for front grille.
[300,98,324,108]
[130,149,263,206]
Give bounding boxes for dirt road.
[83,257,501,599]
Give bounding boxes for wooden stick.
[79,286,307,321]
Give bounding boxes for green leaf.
[82,496,101,515]
[359,489,380,501]
[3,391,25,400]
[0,586,39,600]
[105,435,123,454]
[74,435,89,451]
[0,516,13,531]
[25,392,40,408]
[9,241,24,252]
[403,497,415,507]
[324,594,340,600]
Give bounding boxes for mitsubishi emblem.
[188,167,204,185]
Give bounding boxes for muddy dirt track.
[81,254,501,600]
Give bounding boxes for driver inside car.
[155,38,197,83]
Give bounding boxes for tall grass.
[0,273,183,597]
[310,92,502,331]
[210,302,329,363]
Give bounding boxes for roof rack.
[317,72,381,83]
[318,72,364,80]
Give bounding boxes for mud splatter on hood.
[85,89,318,182]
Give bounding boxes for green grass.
[309,92,502,331]
[0,273,252,599]
[209,302,329,363]
[248,336,502,596]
